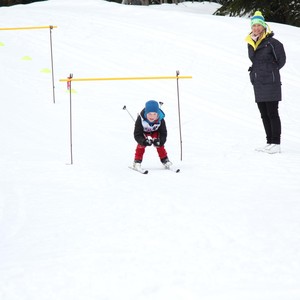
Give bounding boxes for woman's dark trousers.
[257,101,281,144]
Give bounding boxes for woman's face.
[252,24,265,36]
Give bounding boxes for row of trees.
[1,0,299,27]
[0,0,46,5]
[120,0,300,27]
[215,0,300,27]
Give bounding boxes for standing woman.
[245,11,286,154]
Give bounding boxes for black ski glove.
[153,138,160,147]
[143,139,153,146]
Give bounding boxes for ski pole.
[123,105,150,140]
[123,105,136,122]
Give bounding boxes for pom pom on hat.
[251,11,267,28]
[145,100,159,114]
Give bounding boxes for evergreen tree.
[0,0,46,6]
[215,0,300,27]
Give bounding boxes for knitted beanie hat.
[251,11,267,28]
[145,100,159,114]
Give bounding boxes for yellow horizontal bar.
[0,25,57,30]
[59,75,192,82]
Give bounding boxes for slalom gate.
[0,25,57,103]
[59,72,192,164]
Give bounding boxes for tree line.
[0,0,46,5]
[1,0,299,27]
[215,0,300,27]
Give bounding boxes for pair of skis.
[129,164,180,174]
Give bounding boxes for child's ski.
[129,165,180,174]
[129,166,148,174]
[164,165,180,173]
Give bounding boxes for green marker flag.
[21,56,32,60]
[66,89,77,94]
[40,68,51,73]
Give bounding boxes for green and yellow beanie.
[251,11,267,28]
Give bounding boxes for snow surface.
[1,1,300,299]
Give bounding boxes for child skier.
[133,100,172,170]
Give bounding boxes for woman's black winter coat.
[248,32,286,103]
[134,108,167,146]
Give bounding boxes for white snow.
[1,1,300,299]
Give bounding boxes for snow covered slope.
[1,1,300,299]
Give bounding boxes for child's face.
[146,112,158,122]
